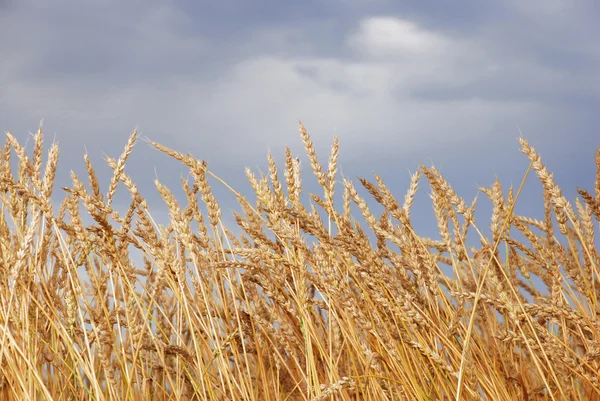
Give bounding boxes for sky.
[1,0,599,242]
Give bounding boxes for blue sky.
[1,0,599,240]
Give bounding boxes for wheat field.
[0,122,599,400]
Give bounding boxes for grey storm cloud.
[0,0,598,234]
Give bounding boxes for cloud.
[172,15,543,159]
[0,1,598,179]
[347,17,448,58]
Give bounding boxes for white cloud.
[171,16,539,157]
[178,52,539,159]
[347,17,448,58]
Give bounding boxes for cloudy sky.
[1,0,599,239]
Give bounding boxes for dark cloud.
[0,0,598,225]
[408,72,600,105]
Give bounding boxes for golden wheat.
[0,122,598,400]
